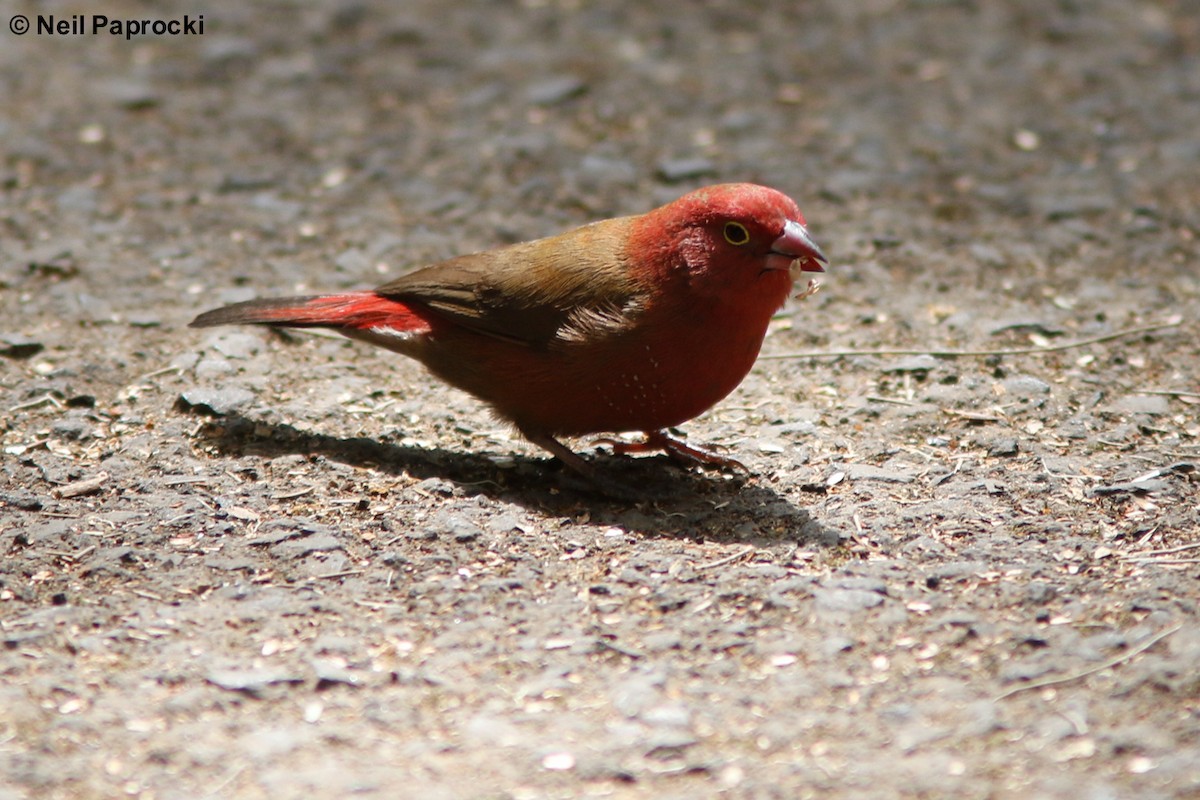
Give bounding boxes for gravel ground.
[2,1,1199,798]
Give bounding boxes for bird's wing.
[374,218,646,348]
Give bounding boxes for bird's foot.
[594,430,748,473]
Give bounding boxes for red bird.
[191,183,826,480]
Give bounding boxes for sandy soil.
[2,1,1199,798]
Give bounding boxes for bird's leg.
[522,430,600,478]
[521,430,647,500]
[595,430,748,473]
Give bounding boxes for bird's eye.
[723,221,750,246]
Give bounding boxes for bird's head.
[633,183,827,300]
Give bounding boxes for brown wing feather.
[375,216,647,348]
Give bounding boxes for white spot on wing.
[557,298,645,345]
[370,326,419,341]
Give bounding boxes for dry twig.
[50,471,110,499]
[1125,541,1200,560]
[764,320,1182,361]
[994,622,1182,701]
[695,546,756,571]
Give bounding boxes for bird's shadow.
[192,413,833,545]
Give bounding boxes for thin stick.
[137,365,183,381]
[944,409,1004,422]
[994,622,1182,701]
[162,476,211,486]
[204,766,246,798]
[1127,541,1200,559]
[763,320,1182,361]
[866,396,918,406]
[304,569,365,582]
[1137,389,1200,400]
[50,471,110,499]
[8,395,64,413]
[695,546,756,571]
[271,486,316,500]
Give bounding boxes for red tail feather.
[190,292,431,334]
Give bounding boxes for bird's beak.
[768,219,827,276]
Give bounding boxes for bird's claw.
[594,430,749,473]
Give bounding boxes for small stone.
[645,728,699,754]
[990,320,1066,338]
[841,463,916,484]
[1024,581,1056,605]
[206,668,303,694]
[527,76,587,106]
[311,659,360,688]
[193,358,235,380]
[0,334,44,359]
[820,636,855,656]
[1002,375,1052,397]
[125,313,162,328]
[210,332,262,360]
[986,437,1020,457]
[100,79,159,109]
[50,418,91,441]
[641,703,692,728]
[1013,128,1041,151]
[885,355,940,374]
[1104,395,1170,416]
[433,513,484,543]
[177,387,256,416]
[269,533,344,559]
[1088,478,1169,497]
[813,587,885,613]
[0,491,43,511]
[542,752,575,771]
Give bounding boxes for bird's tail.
[190,292,430,334]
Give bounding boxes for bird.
[190,183,826,484]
